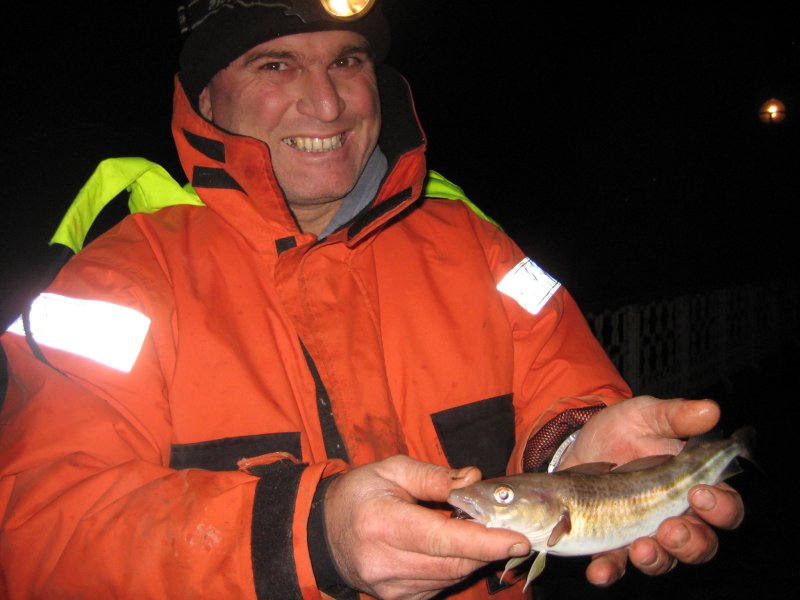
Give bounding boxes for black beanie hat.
[178,0,390,104]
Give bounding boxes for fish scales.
[448,427,754,587]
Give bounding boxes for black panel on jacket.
[347,187,411,239]
[182,128,227,163]
[300,339,350,462]
[431,394,515,479]
[275,236,298,254]
[251,461,306,599]
[191,166,244,191]
[169,432,302,471]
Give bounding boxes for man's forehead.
[240,30,371,62]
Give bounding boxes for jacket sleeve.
[466,210,633,473]
[0,244,335,599]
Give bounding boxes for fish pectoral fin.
[500,554,533,584]
[523,551,547,591]
[547,510,572,547]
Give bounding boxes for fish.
[447,426,755,590]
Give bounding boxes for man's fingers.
[689,483,745,529]
[654,514,719,564]
[644,398,721,440]
[449,466,484,488]
[586,549,627,587]
[375,456,482,503]
[391,506,530,562]
[628,537,679,575]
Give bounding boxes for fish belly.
[544,484,695,556]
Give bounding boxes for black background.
[1,2,797,597]
[2,1,797,315]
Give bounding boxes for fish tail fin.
[731,426,756,460]
[719,457,744,481]
[716,426,761,482]
[731,426,763,474]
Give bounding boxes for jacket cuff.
[308,475,359,599]
[250,461,308,599]
[522,405,606,472]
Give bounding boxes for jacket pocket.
[170,432,302,471]
[430,394,514,479]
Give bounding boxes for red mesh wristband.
[522,405,605,472]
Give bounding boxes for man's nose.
[297,69,345,121]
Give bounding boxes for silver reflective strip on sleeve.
[6,293,151,373]
[496,257,561,315]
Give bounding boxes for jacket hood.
[170,64,428,248]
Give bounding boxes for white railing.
[586,279,799,397]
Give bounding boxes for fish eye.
[493,485,514,504]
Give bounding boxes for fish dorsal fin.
[547,511,572,547]
[560,462,617,475]
[612,455,675,473]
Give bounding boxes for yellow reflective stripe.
[496,258,561,315]
[424,170,502,229]
[6,293,151,373]
[50,157,204,253]
[51,162,490,254]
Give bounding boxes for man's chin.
[281,179,360,208]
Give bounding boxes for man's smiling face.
[199,30,381,212]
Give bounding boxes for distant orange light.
[759,98,786,124]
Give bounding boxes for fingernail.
[696,405,713,417]
[509,543,530,557]
[638,547,658,567]
[666,523,689,549]
[690,488,716,511]
[667,558,678,573]
[450,468,471,480]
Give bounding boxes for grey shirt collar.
[318,146,388,238]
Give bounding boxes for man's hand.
[559,396,745,586]
[323,455,531,600]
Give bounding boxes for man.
[0,1,743,598]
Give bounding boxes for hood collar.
[170,64,428,249]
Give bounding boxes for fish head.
[448,478,563,544]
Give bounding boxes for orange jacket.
[0,66,630,599]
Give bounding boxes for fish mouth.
[447,492,485,522]
[451,507,474,520]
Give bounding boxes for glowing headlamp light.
[319,0,376,19]
[285,0,376,22]
[178,0,376,34]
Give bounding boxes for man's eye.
[259,61,287,72]
[333,56,362,69]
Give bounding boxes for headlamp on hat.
[304,0,377,21]
[178,0,377,35]
[178,0,388,105]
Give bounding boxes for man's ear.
[198,87,213,121]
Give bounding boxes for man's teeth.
[283,134,344,152]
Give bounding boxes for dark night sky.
[2,1,798,319]
[0,3,797,595]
